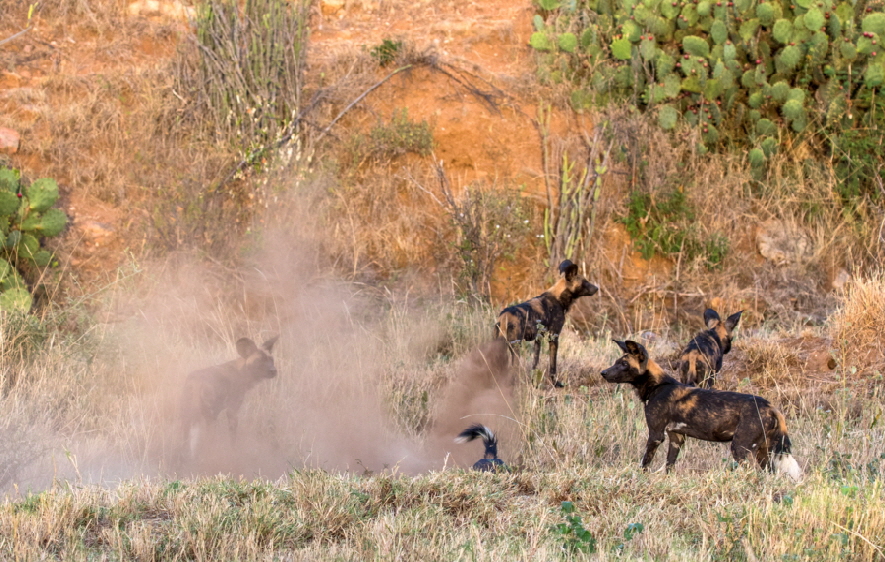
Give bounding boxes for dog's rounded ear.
[625,340,649,370]
[725,311,743,331]
[613,340,630,354]
[703,308,721,329]
[236,338,259,358]
[559,260,578,280]
[261,335,280,352]
[624,340,648,360]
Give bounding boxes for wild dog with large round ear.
[494,260,599,387]
[180,335,279,460]
[455,424,508,472]
[602,339,801,480]
[675,309,742,387]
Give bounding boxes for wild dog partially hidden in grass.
[494,260,599,387]
[455,424,507,472]
[601,340,801,480]
[180,336,279,459]
[676,309,742,387]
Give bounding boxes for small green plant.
[369,109,434,158]
[615,522,645,550]
[369,39,403,67]
[619,186,728,267]
[348,109,434,164]
[621,187,694,259]
[551,501,597,554]
[0,166,67,312]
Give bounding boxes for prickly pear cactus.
[530,0,885,161]
[0,166,68,312]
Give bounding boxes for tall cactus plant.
[0,167,67,312]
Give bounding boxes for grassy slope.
[0,279,883,560]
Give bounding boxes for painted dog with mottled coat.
[601,340,801,480]
[675,309,742,387]
[455,424,507,472]
[494,260,598,387]
[180,336,279,458]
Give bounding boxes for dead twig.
[315,64,414,145]
[0,26,32,48]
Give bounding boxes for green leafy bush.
[528,0,885,164]
[619,187,728,267]
[369,39,403,67]
[349,109,434,162]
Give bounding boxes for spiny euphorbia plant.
[531,0,885,163]
[0,167,67,312]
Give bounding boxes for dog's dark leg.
[665,431,685,472]
[755,444,771,470]
[641,429,665,470]
[729,437,754,464]
[530,339,542,371]
[548,336,563,387]
[226,410,239,446]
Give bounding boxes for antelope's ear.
[236,338,259,358]
[559,260,578,281]
[725,311,743,331]
[613,340,630,354]
[261,335,280,352]
[703,308,721,329]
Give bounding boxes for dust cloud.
[3,229,523,492]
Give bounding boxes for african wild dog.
[455,424,507,472]
[675,309,742,387]
[180,336,279,459]
[494,260,599,387]
[601,340,801,480]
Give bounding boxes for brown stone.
[0,128,21,154]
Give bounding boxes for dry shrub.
[829,271,885,374]
[572,107,865,335]
[173,0,310,155]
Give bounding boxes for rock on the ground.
[0,128,20,154]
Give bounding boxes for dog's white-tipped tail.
[773,453,802,481]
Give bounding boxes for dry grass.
[830,270,885,375]
[0,251,883,559]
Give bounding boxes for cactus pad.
[23,178,60,212]
[749,147,766,166]
[0,192,21,216]
[0,287,32,312]
[0,169,19,193]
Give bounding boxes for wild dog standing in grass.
[676,309,743,387]
[455,424,507,472]
[180,336,279,459]
[494,259,599,387]
[601,340,801,480]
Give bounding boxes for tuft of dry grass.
[829,271,885,374]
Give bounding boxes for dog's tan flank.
[494,259,598,387]
[676,309,742,387]
[602,340,801,480]
[180,336,279,458]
